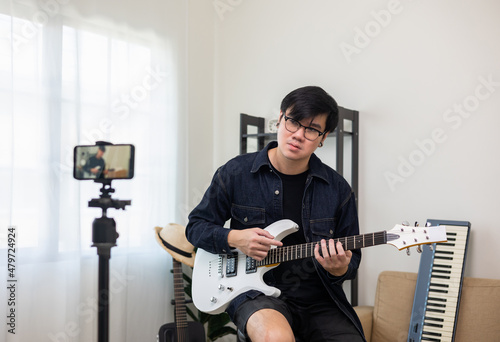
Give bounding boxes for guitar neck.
[172,260,189,336]
[257,230,388,267]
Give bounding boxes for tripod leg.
[92,215,118,342]
[97,247,111,342]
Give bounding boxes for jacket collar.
[251,141,330,184]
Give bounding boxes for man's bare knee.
[246,309,294,342]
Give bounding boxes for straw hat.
[154,223,196,267]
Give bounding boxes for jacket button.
[330,229,333,234]
[274,190,280,195]
[244,217,248,222]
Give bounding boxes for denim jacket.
[186,141,364,338]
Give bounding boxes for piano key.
[422,325,451,335]
[429,279,463,289]
[427,298,458,307]
[424,313,456,322]
[424,304,458,315]
[434,247,465,254]
[421,337,443,342]
[423,322,453,334]
[431,262,464,269]
[429,275,463,283]
[424,309,459,320]
[422,325,454,338]
[428,288,460,297]
[426,298,450,305]
[430,271,460,278]
[426,298,458,309]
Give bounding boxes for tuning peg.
[406,248,411,256]
[416,245,422,253]
[414,221,419,227]
[402,221,410,226]
[426,222,432,227]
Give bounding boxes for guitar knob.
[218,284,225,291]
[210,297,217,303]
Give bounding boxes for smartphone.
[73,144,135,180]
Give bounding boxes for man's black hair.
[280,86,339,133]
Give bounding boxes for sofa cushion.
[353,306,374,342]
[371,271,417,342]
[454,276,500,341]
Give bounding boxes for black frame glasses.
[283,115,326,141]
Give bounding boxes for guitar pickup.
[246,256,257,273]
[226,253,238,277]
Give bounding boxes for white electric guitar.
[192,219,447,314]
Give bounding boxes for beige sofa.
[354,271,500,342]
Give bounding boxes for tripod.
[89,180,131,342]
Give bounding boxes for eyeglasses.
[283,115,326,141]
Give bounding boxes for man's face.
[96,149,104,159]
[276,108,329,163]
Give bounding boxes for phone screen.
[73,144,135,180]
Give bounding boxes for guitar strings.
[257,231,387,266]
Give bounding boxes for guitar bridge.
[246,256,257,273]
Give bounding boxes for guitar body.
[192,219,299,314]
[158,321,205,342]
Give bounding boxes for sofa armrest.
[354,305,373,342]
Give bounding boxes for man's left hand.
[314,239,351,277]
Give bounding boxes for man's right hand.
[227,228,283,261]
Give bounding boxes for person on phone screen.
[84,145,107,179]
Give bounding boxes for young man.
[186,86,365,342]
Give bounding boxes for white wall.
[185,0,217,225]
[187,0,500,306]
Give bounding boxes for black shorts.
[232,294,364,342]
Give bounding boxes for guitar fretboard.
[256,231,388,267]
[173,260,188,337]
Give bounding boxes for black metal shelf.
[239,107,360,306]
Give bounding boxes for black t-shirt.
[268,167,331,304]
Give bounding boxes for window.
[1,11,179,254]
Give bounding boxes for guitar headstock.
[386,224,448,251]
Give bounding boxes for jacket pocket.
[231,204,265,226]
[309,217,336,238]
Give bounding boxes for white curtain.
[0,0,188,341]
